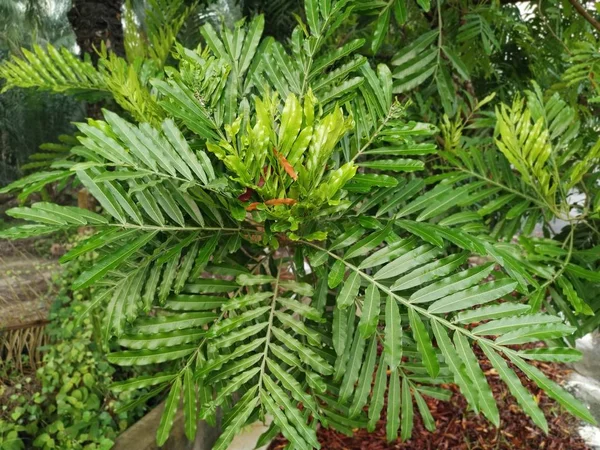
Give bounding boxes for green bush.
[0,0,599,449]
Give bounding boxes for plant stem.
[302,240,513,355]
[256,259,283,396]
[531,226,576,299]
[437,0,443,66]
[567,0,600,32]
[179,256,270,377]
[351,107,395,163]
[455,167,554,212]
[106,222,262,234]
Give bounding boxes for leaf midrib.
[302,240,508,354]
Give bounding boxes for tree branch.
[567,0,600,32]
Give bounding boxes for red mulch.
[269,344,589,450]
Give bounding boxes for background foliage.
[0,254,155,450]
[0,0,83,185]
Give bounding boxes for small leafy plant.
[0,257,153,450]
[0,0,598,448]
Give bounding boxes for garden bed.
[270,347,589,450]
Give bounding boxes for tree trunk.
[67,0,125,65]
[67,0,125,204]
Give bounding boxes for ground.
[269,345,590,450]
